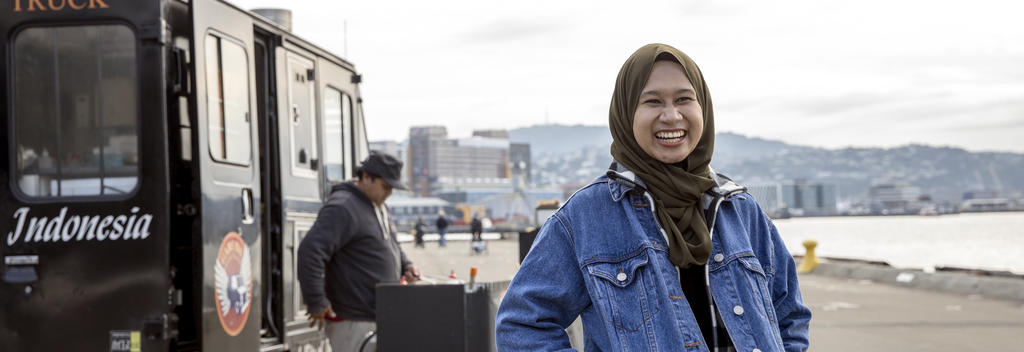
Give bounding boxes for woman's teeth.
[655,130,686,141]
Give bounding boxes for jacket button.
[617,272,627,282]
[733,305,744,315]
[713,253,724,262]
[753,349,762,352]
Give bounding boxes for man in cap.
[298,151,421,352]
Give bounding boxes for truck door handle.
[242,188,254,224]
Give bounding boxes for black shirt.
[680,264,734,349]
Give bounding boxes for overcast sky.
[231,0,1024,152]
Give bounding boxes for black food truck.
[1,0,371,350]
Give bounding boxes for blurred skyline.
[231,0,1024,152]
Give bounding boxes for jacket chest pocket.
[586,251,661,332]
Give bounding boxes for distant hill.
[511,124,1024,202]
[714,132,815,162]
[509,124,813,159]
[716,144,1024,202]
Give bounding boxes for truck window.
[353,103,369,166]
[12,25,139,197]
[205,34,252,165]
[323,87,352,183]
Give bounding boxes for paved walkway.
[401,238,1024,351]
[800,274,1024,351]
[400,233,518,283]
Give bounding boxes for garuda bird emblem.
[215,240,252,318]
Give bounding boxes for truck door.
[277,43,327,344]
[192,0,262,350]
[1,2,173,350]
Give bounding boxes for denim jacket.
[496,164,811,352]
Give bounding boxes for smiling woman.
[496,43,811,352]
[632,57,704,164]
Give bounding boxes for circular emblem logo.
[214,232,252,336]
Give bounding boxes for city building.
[472,129,509,139]
[960,198,1013,212]
[782,182,838,216]
[397,127,558,229]
[960,190,1021,212]
[510,143,531,185]
[746,184,783,214]
[407,126,523,196]
[748,181,838,217]
[962,190,1001,200]
[868,183,921,215]
[408,126,448,196]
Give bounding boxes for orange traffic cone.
[468,266,478,288]
[449,269,457,279]
[400,276,407,285]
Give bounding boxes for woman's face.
[632,60,703,164]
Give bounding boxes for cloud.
[226,0,1024,152]
[459,18,566,45]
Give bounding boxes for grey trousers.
[327,320,377,352]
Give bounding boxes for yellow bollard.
[796,240,819,274]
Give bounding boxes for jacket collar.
[701,168,746,210]
[605,161,747,207]
[605,162,646,202]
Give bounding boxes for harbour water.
[774,212,1024,274]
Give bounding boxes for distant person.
[435,210,450,247]
[470,213,483,242]
[496,44,811,351]
[413,215,425,248]
[298,152,421,352]
[470,213,487,254]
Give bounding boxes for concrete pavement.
[401,238,1024,351]
[799,274,1024,351]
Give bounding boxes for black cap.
[358,151,408,190]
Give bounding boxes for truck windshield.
[11,24,139,198]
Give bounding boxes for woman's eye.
[644,99,661,105]
[676,97,694,103]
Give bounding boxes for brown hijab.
[609,43,716,268]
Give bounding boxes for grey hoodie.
[297,182,411,320]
